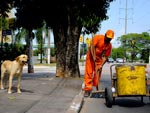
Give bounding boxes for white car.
[81,55,87,60]
[107,58,114,63]
[83,55,87,60]
[116,58,124,63]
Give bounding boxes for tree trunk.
[53,20,81,77]
[26,29,34,73]
[65,26,80,77]
[65,13,81,77]
[53,25,66,77]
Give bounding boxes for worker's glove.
[99,65,102,69]
[97,68,101,72]
[96,65,102,75]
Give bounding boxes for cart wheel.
[113,97,115,103]
[105,87,113,108]
[141,96,143,103]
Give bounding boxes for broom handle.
[90,33,100,90]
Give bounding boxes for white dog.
[1,54,28,94]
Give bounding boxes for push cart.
[105,63,150,108]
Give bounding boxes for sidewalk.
[0,66,84,113]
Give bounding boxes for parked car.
[81,55,87,60]
[83,55,87,60]
[116,58,124,63]
[107,57,114,63]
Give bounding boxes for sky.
[97,0,150,48]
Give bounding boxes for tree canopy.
[117,32,150,62]
[1,0,115,77]
[0,0,14,17]
[12,0,114,33]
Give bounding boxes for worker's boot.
[84,90,91,97]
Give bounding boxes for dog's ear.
[16,56,20,62]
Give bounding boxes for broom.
[90,33,101,91]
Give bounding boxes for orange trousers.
[84,53,102,91]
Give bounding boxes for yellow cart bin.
[116,64,146,96]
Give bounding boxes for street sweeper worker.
[83,29,114,97]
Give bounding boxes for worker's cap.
[105,29,114,39]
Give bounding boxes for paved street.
[80,63,150,113]
[1,62,149,113]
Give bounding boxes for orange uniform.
[84,34,112,91]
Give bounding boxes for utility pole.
[119,0,133,34]
[124,0,128,62]
[125,0,128,35]
[119,0,133,62]
[47,28,51,64]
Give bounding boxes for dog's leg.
[1,69,5,90]
[17,75,22,93]
[8,74,13,94]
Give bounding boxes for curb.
[66,90,84,113]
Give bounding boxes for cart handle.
[110,64,118,80]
